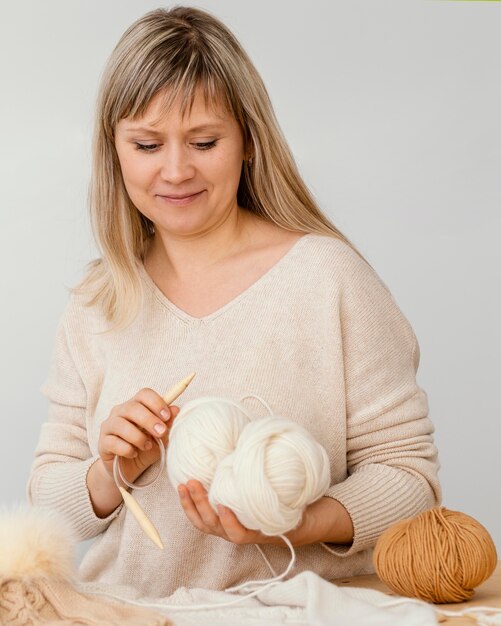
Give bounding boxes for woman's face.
[114,87,246,239]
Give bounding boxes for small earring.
[247,156,253,166]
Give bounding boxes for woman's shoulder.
[296,233,402,313]
[297,233,380,283]
[59,278,109,336]
[304,234,417,338]
[300,232,361,259]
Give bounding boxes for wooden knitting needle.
[163,372,196,405]
[118,372,196,549]
[118,486,164,549]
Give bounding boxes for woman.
[27,6,440,597]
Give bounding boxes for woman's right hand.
[98,388,180,485]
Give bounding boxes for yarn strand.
[225,534,296,593]
[113,436,165,490]
[238,394,274,417]
[254,544,278,578]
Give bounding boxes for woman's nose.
[159,145,195,184]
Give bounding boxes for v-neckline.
[138,233,311,323]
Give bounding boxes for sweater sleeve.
[26,300,123,539]
[323,256,441,557]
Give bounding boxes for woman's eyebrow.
[122,126,163,135]
[122,123,226,134]
[188,123,226,133]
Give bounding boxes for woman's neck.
[145,207,257,282]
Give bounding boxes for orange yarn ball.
[373,507,497,604]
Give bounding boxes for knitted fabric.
[0,577,170,625]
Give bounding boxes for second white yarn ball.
[209,416,331,535]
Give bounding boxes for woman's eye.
[193,140,217,150]
[133,140,217,152]
[134,143,159,152]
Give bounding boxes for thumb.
[169,405,181,419]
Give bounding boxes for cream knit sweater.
[27,233,441,598]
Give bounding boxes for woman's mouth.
[156,190,205,206]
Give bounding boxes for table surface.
[335,561,501,625]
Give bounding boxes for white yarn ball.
[208,416,331,535]
[167,396,252,490]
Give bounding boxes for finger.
[155,405,180,447]
[178,484,207,532]
[217,505,261,545]
[133,387,172,422]
[162,405,180,434]
[186,480,221,530]
[169,405,181,420]
[155,405,181,449]
[114,400,168,440]
[101,434,138,460]
[109,417,158,451]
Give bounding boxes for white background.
[1,0,500,557]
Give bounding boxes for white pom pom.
[209,416,331,535]
[0,504,76,582]
[167,397,252,490]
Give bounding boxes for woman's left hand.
[177,479,354,547]
[177,480,278,545]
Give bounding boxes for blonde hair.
[77,5,370,328]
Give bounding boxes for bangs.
[104,46,242,136]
